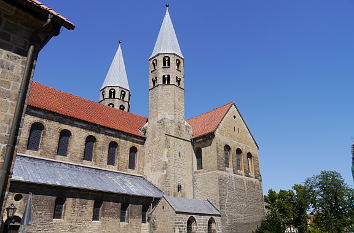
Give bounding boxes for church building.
[2,4,264,233]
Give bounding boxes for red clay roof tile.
[26,0,75,29]
[28,82,146,137]
[187,102,233,138]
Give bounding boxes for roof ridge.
[187,102,233,120]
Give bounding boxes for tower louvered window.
[236,148,242,171]
[27,122,44,151]
[129,147,137,170]
[57,129,71,156]
[92,201,102,221]
[53,197,65,219]
[107,141,118,166]
[120,90,126,100]
[163,75,170,84]
[163,56,170,67]
[176,77,181,86]
[109,89,115,98]
[196,148,202,170]
[176,59,181,70]
[83,135,96,161]
[224,145,230,168]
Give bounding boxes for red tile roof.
[24,0,75,29]
[28,82,147,137]
[187,102,233,138]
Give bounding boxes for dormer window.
[163,75,170,84]
[176,59,181,70]
[163,56,170,67]
[152,59,157,70]
[176,77,181,86]
[109,89,115,98]
[120,90,126,100]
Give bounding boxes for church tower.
[99,41,131,112]
[144,5,194,198]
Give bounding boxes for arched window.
[187,216,197,233]
[195,148,202,170]
[53,197,65,219]
[152,59,157,70]
[163,56,170,67]
[176,77,181,86]
[163,75,170,84]
[128,146,137,170]
[57,129,71,156]
[27,122,44,151]
[107,141,118,166]
[92,200,102,221]
[176,59,181,70]
[101,91,105,99]
[119,105,125,111]
[152,77,157,87]
[83,135,96,161]
[109,89,115,98]
[247,153,253,174]
[108,103,114,108]
[208,217,216,233]
[224,145,230,168]
[236,148,242,171]
[120,90,126,100]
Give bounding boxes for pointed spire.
[150,5,183,59]
[101,41,129,90]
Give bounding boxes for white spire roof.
[150,7,183,59]
[101,43,129,90]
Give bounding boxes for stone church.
[1,2,264,233]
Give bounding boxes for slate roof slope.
[186,102,233,138]
[12,155,164,198]
[101,43,129,90]
[164,195,220,216]
[151,7,183,58]
[28,82,147,137]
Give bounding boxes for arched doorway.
[208,217,216,233]
[3,216,21,233]
[187,216,197,233]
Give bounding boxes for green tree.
[305,171,354,233]
[292,184,310,233]
[254,207,287,233]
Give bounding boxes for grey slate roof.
[150,8,183,59]
[164,195,221,216]
[101,43,130,90]
[12,155,163,198]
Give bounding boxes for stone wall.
[0,0,45,171]
[17,107,145,174]
[5,182,151,233]
[193,104,264,233]
[151,198,222,233]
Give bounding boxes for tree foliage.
[305,171,354,233]
[254,171,353,233]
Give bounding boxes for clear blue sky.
[34,0,354,192]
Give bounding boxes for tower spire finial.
[119,40,122,44]
[165,4,169,8]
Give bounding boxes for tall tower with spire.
[99,41,131,112]
[144,5,194,198]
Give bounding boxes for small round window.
[14,194,23,201]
